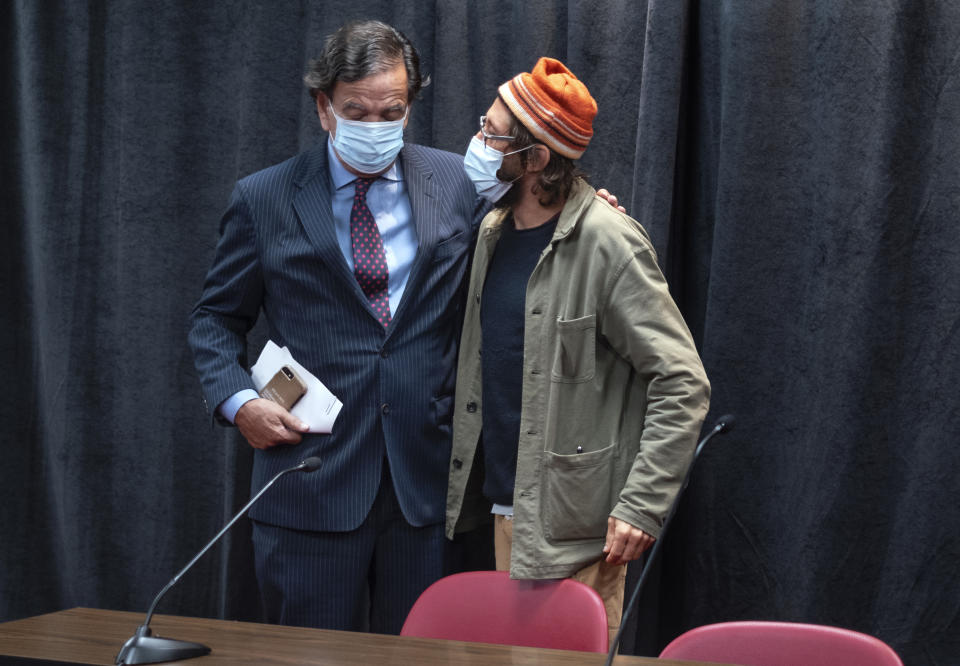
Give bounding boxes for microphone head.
[299,457,323,472]
[715,414,736,433]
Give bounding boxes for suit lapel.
[291,143,445,332]
[392,145,441,327]
[291,142,371,307]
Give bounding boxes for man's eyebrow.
[341,100,367,112]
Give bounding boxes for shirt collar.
[326,139,404,191]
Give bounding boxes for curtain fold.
[637,2,960,663]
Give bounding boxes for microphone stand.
[603,415,735,666]
[116,457,322,665]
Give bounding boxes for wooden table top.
[0,607,732,665]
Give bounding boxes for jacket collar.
[481,177,597,244]
[552,178,596,241]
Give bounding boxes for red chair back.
[659,620,903,666]
[400,570,609,653]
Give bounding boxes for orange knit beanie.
[498,57,597,160]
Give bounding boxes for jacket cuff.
[610,504,663,540]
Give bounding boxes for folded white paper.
[250,340,343,433]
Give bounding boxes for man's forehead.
[331,63,409,104]
[485,98,513,128]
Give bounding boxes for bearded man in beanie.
[445,58,711,640]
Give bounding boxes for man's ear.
[528,144,551,172]
[316,93,334,133]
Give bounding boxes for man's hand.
[235,398,310,450]
[596,188,627,214]
[603,516,655,565]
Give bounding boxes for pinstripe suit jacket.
[189,140,482,531]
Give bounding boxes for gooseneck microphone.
[604,415,735,666]
[116,456,323,665]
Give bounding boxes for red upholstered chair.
[658,620,903,666]
[400,570,609,653]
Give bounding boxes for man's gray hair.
[304,20,429,102]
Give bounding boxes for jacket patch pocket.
[543,443,615,541]
[551,314,596,383]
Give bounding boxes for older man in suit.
[188,20,480,634]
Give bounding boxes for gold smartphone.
[260,365,307,410]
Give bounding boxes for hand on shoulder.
[596,188,628,214]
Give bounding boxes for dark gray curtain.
[630,2,960,664]
[3,1,957,664]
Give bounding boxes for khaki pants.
[493,514,626,647]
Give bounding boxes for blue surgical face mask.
[328,105,407,174]
[462,136,534,202]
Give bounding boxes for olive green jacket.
[444,178,711,579]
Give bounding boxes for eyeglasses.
[479,115,515,145]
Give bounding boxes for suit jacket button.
[452,458,463,470]
[466,401,477,413]
[380,349,389,358]
[381,403,391,414]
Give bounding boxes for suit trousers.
[252,464,445,634]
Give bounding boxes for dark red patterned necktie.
[350,177,391,327]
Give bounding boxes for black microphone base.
[115,631,210,664]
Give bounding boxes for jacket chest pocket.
[551,314,596,383]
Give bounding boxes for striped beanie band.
[498,57,597,160]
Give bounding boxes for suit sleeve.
[188,181,264,419]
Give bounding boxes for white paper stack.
[250,340,343,433]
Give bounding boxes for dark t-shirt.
[480,213,559,505]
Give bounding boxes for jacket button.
[380,349,389,358]
[466,402,477,413]
[381,403,391,414]
[452,458,463,470]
